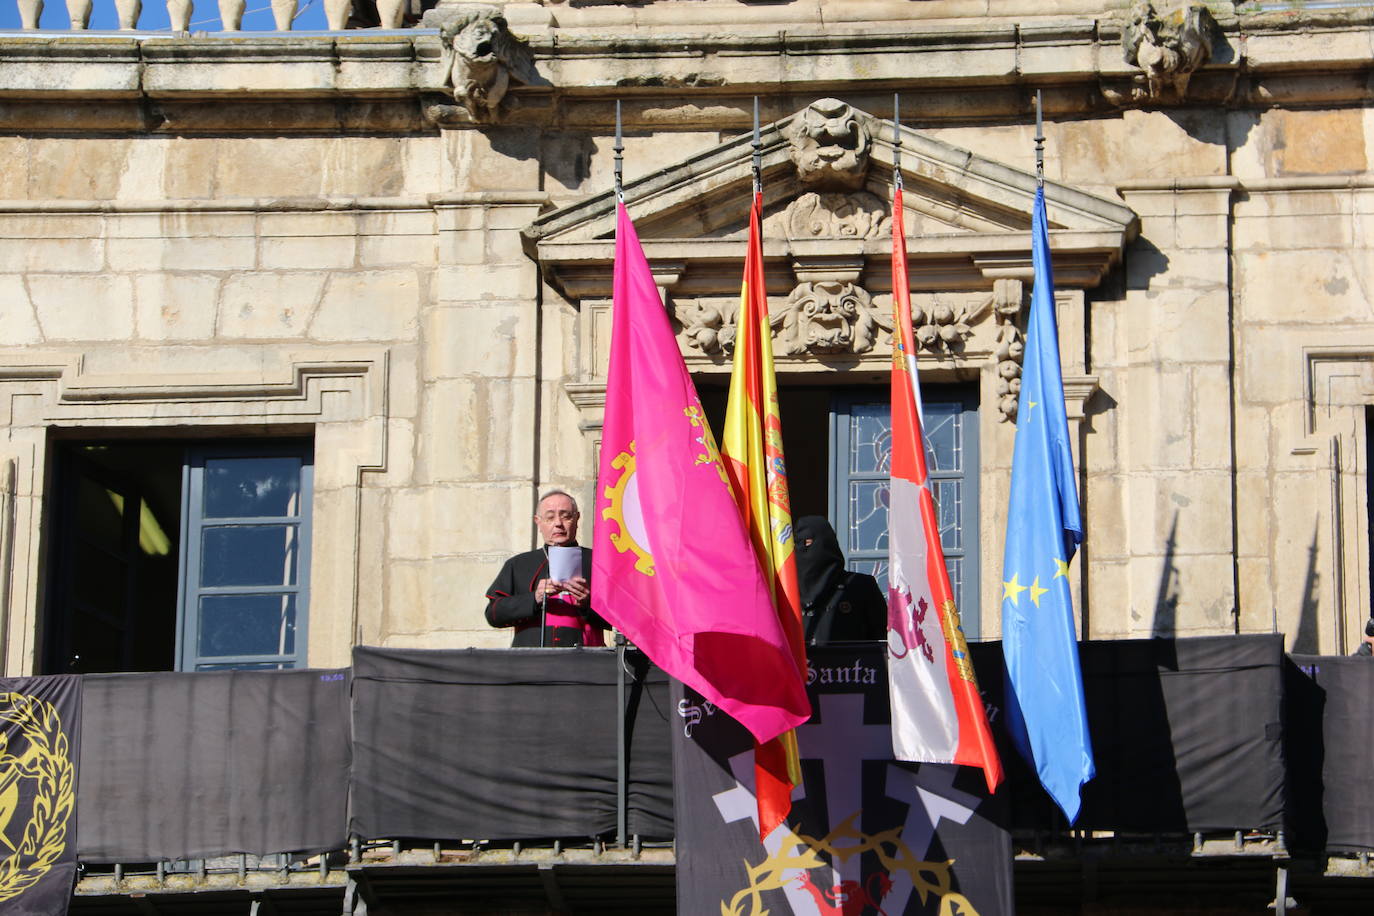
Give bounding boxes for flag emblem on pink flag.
[592,203,810,745]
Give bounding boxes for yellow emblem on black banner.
[0,692,75,903]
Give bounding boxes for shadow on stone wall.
[1291,523,1322,654]
[1152,511,1179,636]
[1124,235,1171,290]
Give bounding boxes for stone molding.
[0,10,1369,129]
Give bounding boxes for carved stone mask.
[454,17,502,63]
[787,99,871,190]
[787,281,871,354]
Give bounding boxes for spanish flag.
[721,190,810,840]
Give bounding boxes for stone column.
[1104,186,1236,639]
[408,191,546,649]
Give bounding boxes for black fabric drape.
[675,645,1013,916]
[972,635,1286,833]
[349,647,672,842]
[76,668,350,862]
[1286,654,1374,852]
[0,675,81,916]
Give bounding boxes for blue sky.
[0,0,328,31]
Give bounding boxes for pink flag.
[593,204,810,745]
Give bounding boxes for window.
[44,439,313,674]
[829,389,981,635]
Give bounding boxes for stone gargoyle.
[1122,1,1219,100]
[425,4,536,120]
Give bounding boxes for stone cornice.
[0,9,1369,130]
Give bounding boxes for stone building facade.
[0,0,1370,676]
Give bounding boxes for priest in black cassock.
[484,490,609,647]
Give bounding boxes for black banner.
[675,644,1012,916]
[350,647,672,841]
[971,635,1286,833]
[1286,654,1374,853]
[0,675,80,916]
[76,668,349,862]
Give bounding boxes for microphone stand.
[540,545,549,648]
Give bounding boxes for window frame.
[176,442,314,672]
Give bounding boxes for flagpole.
[1034,90,1045,189]
[751,96,761,195]
[893,92,903,191]
[614,99,625,202]
[612,95,630,850]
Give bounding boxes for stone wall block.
[445,130,540,192]
[1235,330,1295,407]
[0,138,26,198]
[483,205,544,233]
[1086,559,1132,640]
[435,207,485,232]
[1085,472,1128,559]
[310,270,421,341]
[1270,473,1329,652]
[134,273,220,340]
[437,229,488,266]
[218,272,327,338]
[1232,403,1273,480]
[485,227,529,264]
[106,237,257,272]
[260,236,358,271]
[1126,289,1231,366]
[387,483,529,560]
[0,274,42,345]
[0,214,103,240]
[28,138,133,199]
[1062,112,1226,189]
[433,264,537,302]
[1190,366,1234,470]
[1235,556,1275,636]
[1126,471,1234,560]
[1128,552,1236,639]
[0,238,103,273]
[416,377,536,484]
[1237,249,1369,324]
[360,234,437,269]
[423,304,534,380]
[1174,213,1231,250]
[1233,213,1353,251]
[1122,366,1194,468]
[415,378,482,483]
[28,274,134,340]
[258,212,357,238]
[1234,472,1274,561]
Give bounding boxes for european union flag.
[1000,187,1095,823]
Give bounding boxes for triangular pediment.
[525,99,1138,299]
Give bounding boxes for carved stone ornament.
[678,300,733,356]
[1121,2,1219,100]
[775,191,890,241]
[991,278,1025,422]
[786,98,871,190]
[422,3,535,120]
[912,296,973,355]
[777,281,880,355]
